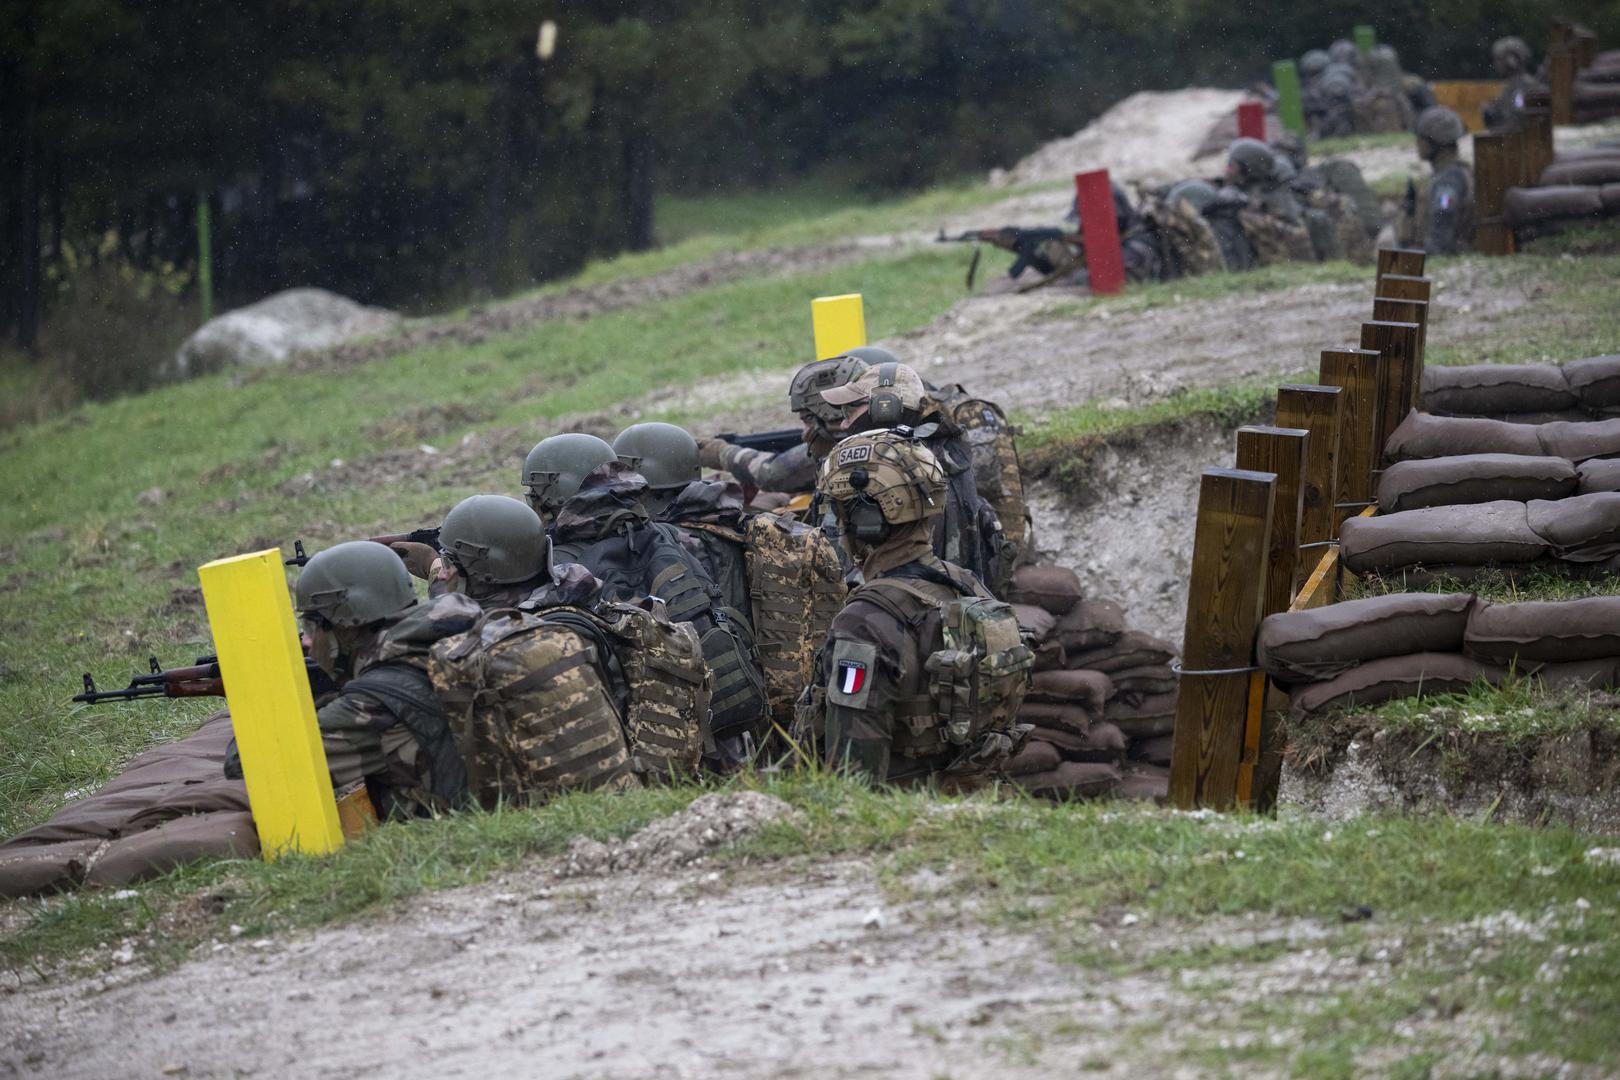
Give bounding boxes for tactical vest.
[530,599,712,783]
[555,521,767,746]
[930,387,1029,555]
[428,609,640,808]
[342,663,468,815]
[1145,196,1226,279]
[815,571,1033,769]
[1238,206,1316,266]
[678,511,847,737]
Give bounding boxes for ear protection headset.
[844,467,890,544]
[869,363,904,428]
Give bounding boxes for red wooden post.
[1074,169,1124,296]
[1237,101,1266,142]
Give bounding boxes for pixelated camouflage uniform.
[712,440,819,496]
[225,592,482,820]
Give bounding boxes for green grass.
[1366,675,1620,748]
[1040,258,1370,322]
[1311,131,1415,156]
[1424,251,1620,367]
[1349,565,1620,604]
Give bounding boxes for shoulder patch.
[836,443,872,466]
[826,639,879,710]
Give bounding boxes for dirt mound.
[992,89,1247,190]
[561,791,802,875]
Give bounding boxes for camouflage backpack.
[1238,206,1316,266]
[929,386,1030,552]
[428,608,640,809]
[832,573,1034,771]
[529,598,712,782]
[1145,195,1226,278]
[741,512,846,733]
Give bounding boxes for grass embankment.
[6,773,1620,1075]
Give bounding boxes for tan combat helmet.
[789,354,872,429]
[818,361,929,430]
[817,430,945,544]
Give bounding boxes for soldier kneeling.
[799,430,1032,788]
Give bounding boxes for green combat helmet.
[522,433,617,519]
[817,430,946,545]
[1300,49,1331,80]
[1167,179,1218,213]
[1416,106,1465,150]
[1492,36,1531,74]
[296,541,418,627]
[1227,137,1279,186]
[612,423,699,509]
[438,494,551,589]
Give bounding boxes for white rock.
[173,288,400,377]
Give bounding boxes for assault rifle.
[714,429,803,456]
[284,528,441,568]
[936,226,1075,289]
[73,652,339,705]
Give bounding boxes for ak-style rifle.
[935,226,1077,289]
[714,429,804,456]
[72,652,339,705]
[284,527,441,568]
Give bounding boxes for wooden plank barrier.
[1233,429,1309,810]
[1318,348,1381,524]
[1361,320,1421,463]
[1168,468,1276,811]
[1430,79,1507,132]
[1371,299,1428,402]
[197,550,345,859]
[1473,132,1515,256]
[1275,384,1343,557]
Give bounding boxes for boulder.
[174,287,401,376]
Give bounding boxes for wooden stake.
[1376,274,1431,303]
[1372,298,1428,403]
[1375,248,1425,292]
[1361,320,1421,462]
[1275,384,1343,556]
[1168,468,1276,811]
[1473,132,1515,256]
[1548,41,1575,125]
[1318,348,1381,519]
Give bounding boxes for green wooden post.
[1272,60,1306,135]
[1354,25,1376,53]
[197,192,214,324]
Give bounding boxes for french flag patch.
[837,660,867,695]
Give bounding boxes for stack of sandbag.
[1418,356,1620,423]
[1258,593,1620,714]
[1378,454,1620,511]
[1004,562,1178,803]
[0,712,258,898]
[1340,492,1620,577]
[1574,56,1620,122]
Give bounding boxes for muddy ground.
[0,793,1588,1080]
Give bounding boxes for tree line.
[2,0,1613,361]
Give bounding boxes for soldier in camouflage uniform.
[803,431,1029,786]
[1354,45,1416,134]
[819,362,1013,592]
[226,541,480,820]
[431,493,604,611]
[694,349,885,496]
[1483,37,1545,132]
[521,433,618,528]
[1222,138,1316,265]
[613,422,700,518]
[1399,107,1475,256]
[1143,180,1232,277]
[1061,183,1164,284]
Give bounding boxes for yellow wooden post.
[198,549,344,859]
[811,293,866,360]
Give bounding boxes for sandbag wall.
[1002,563,1177,804]
[1258,593,1620,715]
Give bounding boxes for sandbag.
[1465,596,1620,663]
[1540,159,1620,186]
[1108,664,1179,699]
[1013,761,1122,801]
[1257,592,1474,683]
[1005,739,1062,777]
[1565,355,1620,409]
[1376,454,1577,513]
[1383,412,1543,462]
[1118,764,1170,803]
[1033,639,1068,672]
[1535,418,1620,462]
[1017,700,1094,735]
[1029,721,1127,764]
[1028,668,1115,714]
[1025,724,1095,755]
[1104,691,1179,739]
[1340,501,1549,573]
[1068,630,1178,674]
[1421,364,1576,416]
[1054,598,1126,652]
[1504,185,1604,228]
[1530,658,1620,693]
[1577,458,1620,494]
[0,839,102,899]
[1012,603,1057,643]
[1527,492,1620,560]
[1290,653,1506,714]
[124,776,252,832]
[1605,184,1620,213]
[1129,733,1175,767]
[1007,563,1084,616]
[84,812,260,888]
